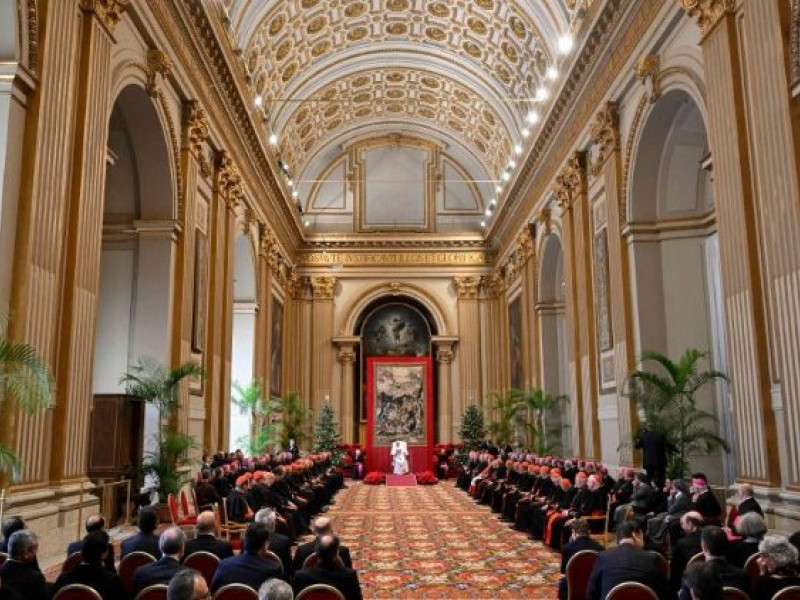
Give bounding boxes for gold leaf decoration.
[451,105,467,119]
[509,15,526,38]
[269,14,286,36]
[307,16,327,34]
[425,27,446,41]
[386,89,405,99]
[353,92,372,103]
[386,22,408,34]
[324,104,340,117]
[420,76,440,88]
[311,40,331,57]
[475,0,494,10]
[386,0,409,10]
[347,26,368,41]
[386,103,404,113]
[467,17,488,35]
[282,62,298,82]
[275,40,292,62]
[344,2,368,17]
[502,41,518,63]
[352,75,371,87]
[301,0,320,7]
[386,72,405,83]
[428,2,451,17]
[354,107,372,117]
[418,107,436,119]
[462,41,482,58]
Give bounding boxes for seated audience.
[227,475,255,523]
[727,483,763,536]
[255,508,293,580]
[681,562,723,600]
[52,530,125,600]
[258,577,294,600]
[753,534,800,598]
[678,526,748,599]
[689,473,722,523]
[167,568,208,600]
[132,526,187,596]
[195,470,222,511]
[0,518,25,554]
[728,511,767,568]
[646,479,690,543]
[293,516,353,573]
[210,522,283,593]
[184,511,233,560]
[0,530,47,600]
[121,507,161,559]
[294,535,362,600]
[66,514,116,573]
[558,518,603,600]
[671,511,706,591]
[586,521,669,600]
[0,573,23,600]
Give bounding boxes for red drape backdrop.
[366,356,434,474]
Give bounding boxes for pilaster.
[433,337,458,442]
[310,276,337,417]
[334,338,359,443]
[453,276,482,410]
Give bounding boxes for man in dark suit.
[558,518,603,600]
[65,514,116,573]
[293,516,353,573]
[0,530,47,600]
[0,518,25,555]
[121,507,162,559]
[52,531,125,600]
[132,526,187,596]
[210,522,283,593]
[587,521,669,600]
[0,574,23,600]
[678,526,749,599]
[635,426,676,488]
[184,511,233,560]
[294,535,363,600]
[670,511,705,591]
[255,508,293,579]
[689,473,722,523]
[167,569,209,600]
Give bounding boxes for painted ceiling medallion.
[307,16,327,34]
[425,26,446,41]
[344,2,368,17]
[428,2,451,18]
[386,23,408,35]
[386,0,409,10]
[509,16,527,38]
[462,41,482,58]
[269,14,286,36]
[386,72,405,83]
[347,27,369,41]
[467,17,488,35]
[475,0,495,10]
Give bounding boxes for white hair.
[258,578,293,600]
[255,507,277,533]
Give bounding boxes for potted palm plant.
[486,389,523,449]
[232,380,282,455]
[0,312,53,481]
[120,357,202,509]
[625,348,730,479]
[517,387,568,455]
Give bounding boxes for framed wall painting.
[270,296,283,397]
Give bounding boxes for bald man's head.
[317,534,340,565]
[196,511,216,535]
[312,517,332,537]
[85,514,105,533]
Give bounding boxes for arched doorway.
[537,234,570,455]
[92,84,175,465]
[229,232,257,451]
[628,89,732,481]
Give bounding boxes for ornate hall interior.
[3,0,800,576]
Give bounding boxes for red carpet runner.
[385,473,417,487]
[328,481,561,598]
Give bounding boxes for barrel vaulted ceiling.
[220,0,590,235]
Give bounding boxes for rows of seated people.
[0,452,363,600]
[456,450,800,599]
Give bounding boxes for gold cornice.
[453,276,481,300]
[590,101,619,176]
[310,275,337,300]
[81,0,128,33]
[677,0,736,36]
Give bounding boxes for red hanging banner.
[366,356,434,474]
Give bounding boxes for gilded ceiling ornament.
[81,0,129,32]
[634,54,661,103]
[269,14,286,36]
[386,89,405,99]
[353,92,372,103]
[475,0,495,10]
[420,76,439,88]
[386,23,408,35]
[418,108,435,119]
[345,2,368,17]
[453,276,481,300]
[355,107,373,117]
[495,65,511,85]
[425,26,447,41]
[467,17,488,35]
[307,16,327,35]
[386,0,409,10]
[387,72,406,83]
[429,2,451,18]
[502,42,519,63]
[678,0,736,35]
[462,41,483,58]
[352,75,371,87]
[302,0,321,7]
[589,101,619,175]
[509,15,527,39]
[275,40,293,62]
[146,49,173,96]
[282,63,298,82]
[347,27,368,41]
[311,276,337,300]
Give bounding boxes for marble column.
[433,337,457,442]
[453,276,482,409]
[310,276,337,417]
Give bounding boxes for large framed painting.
[366,356,434,473]
[508,296,523,390]
[191,231,208,352]
[270,296,283,397]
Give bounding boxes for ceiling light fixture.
[535,87,550,102]
[268,133,278,146]
[287,179,294,188]
[521,128,530,138]
[508,159,517,169]
[502,172,511,181]
[558,34,574,54]
[526,110,540,124]
[480,220,486,228]
[254,94,264,107]
[514,144,523,155]
[546,66,559,81]
[292,190,299,199]
[303,219,310,228]
[495,185,503,193]
[489,198,497,207]
[485,208,492,216]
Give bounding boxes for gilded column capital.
[311,276,337,300]
[678,0,735,36]
[590,101,619,176]
[216,150,245,210]
[436,348,455,364]
[146,49,172,96]
[634,54,662,103]
[536,208,552,236]
[554,151,587,209]
[486,272,505,298]
[453,276,481,300]
[259,223,277,259]
[80,0,128,33]
[183,101,209,157]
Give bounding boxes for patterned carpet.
[328,481,561,599]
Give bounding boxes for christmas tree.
[314,399,342,456]
[457,403,486,466]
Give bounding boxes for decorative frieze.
[678,0,736,36]
[453,276,481,300]
[310,276,337,300]
[590,102,620,176]
[299,250,490,267]
[634,54,662,103]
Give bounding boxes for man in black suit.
[0,574,23,600]
[132,526,187,596]
[0,518,24,555]
[558,518,603,600]
[293,516,353,573]
[121,507,162,559]
[670,511,705,591]
[210,522,283,593]
[184,511,233,560]
[0,530,47,600]
[52,531,125,600]
[689,473,722,523]
[294,535,363,600]
[167,568,209,600]
[65,514,116,573]
[678,526,749,599]
[635,426,676,488]
[587,521,669,600]
[255,508,293,579]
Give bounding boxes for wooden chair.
[168,492,197,535]
[118,551,156,597]
[264,549,284,576]
[0,552,7,566]
[61,551,83,574]
[295,584,346,600]
[583,496,612,548]
[774,587,800,600]
[653,551,670,581]
[184,550,220,587]
[744,551,762,589]
[686,551,706,569]
[180,488,198,520]
[721,587,751,600]
[302,552,344,570]
[133,584,169,600]
[212,583,259,599]
[565,549,598,600]
[217,499,247,552]
[52,584,103,600]
[606,582,659,600]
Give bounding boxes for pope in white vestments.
[391,440,409,474]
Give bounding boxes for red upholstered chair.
[686,551,706,570]
[565,549,599,600]
[52,584,103,600]
[180,488,197,520]
[744,552,762,589]
[119,551,156,597]
[295,584,346,600]
[133,584,169,600]
[184,551,220,586]
[774,587,800,600]
[0,552,7,566]
[721,587,751,600]
[302,552,344,570]
[264,549,284,576]
[168,493,197,534]
[218,499,246,552]
[61,551,83,574]
[212,583,259,599]
[653,551,670,580]
[606,582,659,600]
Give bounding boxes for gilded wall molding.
[80,0,128,33]
[182,100,211,177]
[589,101,620,176]
[299,250,490,267]
[453,276,481,300]
[554,151,588,208]
[310,275,337,300]
[634,54,662,103]
[677,0,736,36]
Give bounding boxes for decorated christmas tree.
[457,403,486,466]
[313,399,342,457]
